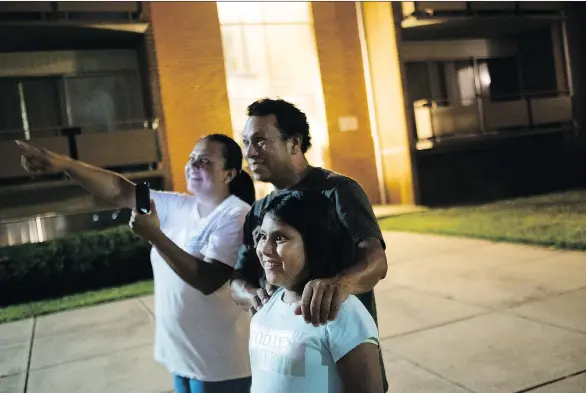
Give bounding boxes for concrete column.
[312,2,381,204]
[360,2,417,205]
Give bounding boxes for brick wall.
[144,1,395,203]
[145,2,232,193]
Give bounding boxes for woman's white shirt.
[150,191,251,381]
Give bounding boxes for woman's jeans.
[173,374,251,393]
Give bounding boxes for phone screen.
[135,182,151,214]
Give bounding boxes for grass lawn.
[379,189,586,251]
[0,280,153,324]
[2,189,584,324]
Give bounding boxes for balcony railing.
[0,119,161,181]
[413,92,574,143]
[0,208,132,247]
[0,1,142,22]
[402,1,562,19]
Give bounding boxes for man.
[230,98,388,391]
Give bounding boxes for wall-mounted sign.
[338,116,358,132]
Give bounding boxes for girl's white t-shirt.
[249,288,379,393]
[149,191,251,381]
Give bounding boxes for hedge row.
[0,226,153,306]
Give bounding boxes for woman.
[17,134,254,393]
[250,190,384,393]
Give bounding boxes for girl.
[18,134,254,393]
[250,189,384,393]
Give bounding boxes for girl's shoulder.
[326,295,377,331]
[323,295,379,363]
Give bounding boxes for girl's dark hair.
[203,134,256,205]
[260,190,355,289]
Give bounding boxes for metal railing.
[0,119,162,181]
[402,1,562,19]
[413,91,574,141]
[0,118,158,141]
[0,1,142,22]
[0,207,131,247]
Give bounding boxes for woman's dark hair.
[203,134,256,205]
[260,190,355,290]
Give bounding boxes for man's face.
[242,115,292,184]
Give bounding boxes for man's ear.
[290,135,303,154]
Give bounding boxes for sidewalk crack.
[515,368,586,392]
[23,316,36,393]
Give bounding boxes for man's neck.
[273,160,313,190]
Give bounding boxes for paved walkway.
[1,232,585,393]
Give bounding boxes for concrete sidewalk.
[1,232,585,393]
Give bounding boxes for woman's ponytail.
[229,170,256,205]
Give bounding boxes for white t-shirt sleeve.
[324,296,380,363]
[200,205,249,267]
[150,190,190,228]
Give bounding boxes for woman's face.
[256,213,308,290]
[185,139,234,196]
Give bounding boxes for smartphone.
[135,182,151,215]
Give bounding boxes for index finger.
[265,283,277,296]
[149,200,157,214]
[257,288,270,304]
[300,284,314,324]
[328,287,343,321]
[15,140,40,154]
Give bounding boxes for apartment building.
[395,1,581,205]
[0,2,583,245]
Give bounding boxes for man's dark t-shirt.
[235,167,388,390]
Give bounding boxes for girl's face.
[256,213,308,290]
[185,139,234,196]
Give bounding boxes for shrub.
[0,226,152,306]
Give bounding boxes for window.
[0,79,23,139]
[455,59,476,106]
[477,57,521,100]
[66,74,144,133]
[405,61,448,105]
[22,78,63,136]
[217,2,330,199]
[0,73,144,139]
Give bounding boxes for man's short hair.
[247,98,312,153]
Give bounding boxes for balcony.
[0,121,162,182]
[402,2,561,19]
[400,1,563,41]
[0,121,164,229]
[413,92,574,149]
[0,2,146,51]
[0,2,142,21]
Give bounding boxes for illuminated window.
[217,2,330,198]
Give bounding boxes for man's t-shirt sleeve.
[234,206,264,283]
[333,179,386,250]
